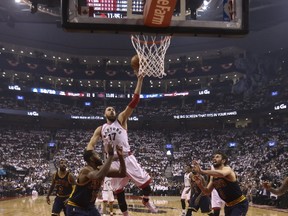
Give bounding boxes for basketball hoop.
[131,35,171,78]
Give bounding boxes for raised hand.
[192,160,202,174]
[116,145,123,157]
[106,142,114,156]
[193,174,202,186]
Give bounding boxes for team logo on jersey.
[103,126,122,140]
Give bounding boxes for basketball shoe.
[142,199,158,213]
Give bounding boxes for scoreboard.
[64,0,249,36]
[84,0,144,18]
[87,0,126,11]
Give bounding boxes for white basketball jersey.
[101,120,130,154]
[184,172,191,187]
[103,177,113,191]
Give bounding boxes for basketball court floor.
[1,195,287,216]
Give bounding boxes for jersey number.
[108,133,116,141]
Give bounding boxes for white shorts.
[102,190,114,202]
[211,189,225,209]
[110,154,151,192]
[181,187,191,200]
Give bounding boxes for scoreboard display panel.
[62,0,249,36]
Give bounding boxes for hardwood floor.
[1,195,287,216]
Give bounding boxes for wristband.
[128,93,140,108]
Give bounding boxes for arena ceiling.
[0,0,288,57]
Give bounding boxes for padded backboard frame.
[61,0,249,36]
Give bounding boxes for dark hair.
[59,159,67,163]
[214,151,229,165]
[83,150,93,162]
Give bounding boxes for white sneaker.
[122,211,129,216]
[142,200,158,213]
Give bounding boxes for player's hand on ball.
[131,54,139,70]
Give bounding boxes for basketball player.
[185,172,213,216]
[66,143,126,216]
[262,177,288,196]
[210,166,225,216]
[102,177,115,215]
[180,165,192,216]
[192,152,248,216]
[87,74,158,215]
[46,159,76,216]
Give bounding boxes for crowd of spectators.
[1,48,287,119]
[0,75,287,118]
[0,125,287,209]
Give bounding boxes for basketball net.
[131,35,171,78]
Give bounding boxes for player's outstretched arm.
[118,75,144,126]
[107,145,126,178]
[192,160,232,178]
[193,174,214,195]
[87,143,115,180]
[263,177,288,196]
[87,126,102,151]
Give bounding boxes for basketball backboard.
[61,0,249,36]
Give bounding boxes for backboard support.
[61,0,249,37]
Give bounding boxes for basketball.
[131,54,140,72]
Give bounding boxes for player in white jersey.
[211,188,225,216]
[180,165,192,216]
[87,74,157,216]
[102,177,114,215]
[210,165,225,216]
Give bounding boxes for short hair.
[59,159,67,163]
[83,150,93,162]
[214,151,229,165]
